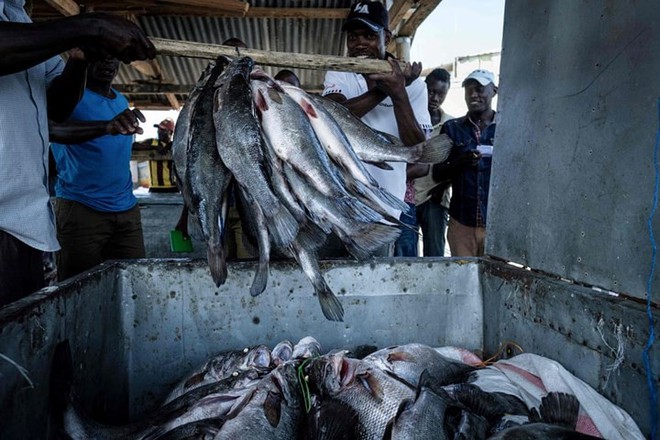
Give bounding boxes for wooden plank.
[131,150,172,162]
[43,0,80,16]
[388,0,414,33]
[158,0,248,14]
[245,7,349,19]
[166,93,181,110]
[397,0,444,37]
[152,38,403,73]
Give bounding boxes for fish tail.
[249,247,270,298]
[266,205,300,248]
[417,133,453,163]
[336,196,382,223]
[295,223,328,251]
[350,223,401,255]
[538,392,580,429]
[316,279,344,322]
[374,187,409,213]
[207,241,227,287]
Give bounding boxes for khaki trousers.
[447,216,486,257]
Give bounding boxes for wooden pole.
[151,37,402,74]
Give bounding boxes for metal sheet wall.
[488,0,660,301]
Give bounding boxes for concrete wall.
[489,0,660,301]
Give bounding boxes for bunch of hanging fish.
[172,56,452,322]
[53,339,601,439]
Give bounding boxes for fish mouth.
[332,355,357,386]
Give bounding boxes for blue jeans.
[394,202,419,257]
[416,200,449,256]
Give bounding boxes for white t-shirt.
[322,71,432,203]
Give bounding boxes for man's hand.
[77,13,157,63]
[403,61,422,86]
[367,58,407,98]
[106,108,145,136]
[456,149,482,168]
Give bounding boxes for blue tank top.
[52,88,137,212]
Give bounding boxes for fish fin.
[183,372,206,390]
[417,133,453,163]
[455,410,489,440]
[299,98,319,119]
[265,205,299,248]
[345,178,409,214]
[364,160,394,170]
[538,391,580,429]
[142,417,225,440]
[315,277,344,322]
[335,196,382,224]
[263,390,283,427]
[249,248,270,297]
[373,187,409,213]
[357,371,384,402]
[254,88,269,112]
[315,399,361,440]
[387,351,415,363]
[207,241,227,287]
[341,223,401,260]
[295,223,328,252]
[447,383,505,422]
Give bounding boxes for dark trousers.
[0,230,45,307]
[394,202,419,257]
[416,199,449,257]
[55,199,145,282]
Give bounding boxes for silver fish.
[213,363,302,440]
[307,353,415,440]
[235,186,271,297]
[183,57,232,287]
[363,343,475,389]
[384,371,451,440]
[311,94,453,165]
[252,79,380,224]
[213,57,299,249]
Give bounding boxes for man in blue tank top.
[51,57,146,281]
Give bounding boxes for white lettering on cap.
[355,3,369,14]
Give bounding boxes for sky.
[137,0,506,139]
[410,0,506,70]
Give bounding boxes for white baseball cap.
[462,69,497,87]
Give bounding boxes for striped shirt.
[0,0,65,251]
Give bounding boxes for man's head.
[425,68,451,112]
[155,118,175,141]
[274,69,301,88]
[87,57,120,86]
[462,69,498,115]
[343,1,391,60]
[222,38,248,49]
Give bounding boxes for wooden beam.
[388,0,414,33]
[158,0,248,15]
[397,0,444,37]
[117,83,323,95]
[166,93,181,110]
[152,38,404,74]
[245,7,349,19]
[44,0,80,16]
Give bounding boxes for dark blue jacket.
[441,114,496,227]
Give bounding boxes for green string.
[297,358,313,413]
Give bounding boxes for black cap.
[342,1,389,32]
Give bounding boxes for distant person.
[133,118,178,192]
[322,0,431,257]
[431,69,497,257]
[0,8,155,307]
[415,68,454,256]
[51,58,147,281]
[275,69,301,87]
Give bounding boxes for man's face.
[158,127,172,142]
[346,27,388,59]
[464,80,496,114]
[427,79,450,112]
[87,58,120,84]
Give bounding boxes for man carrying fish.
[322,0,432,257]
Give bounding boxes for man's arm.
[47,49,88,122]
[0,13,156,77]
[325,88,388,119]
[49,108,145,144]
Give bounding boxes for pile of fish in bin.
[172,56,452,322]
[54,337,633,439]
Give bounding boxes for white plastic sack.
[470,353,645,439]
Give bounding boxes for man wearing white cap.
[431,69,498,256]
[322,0,431,257]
